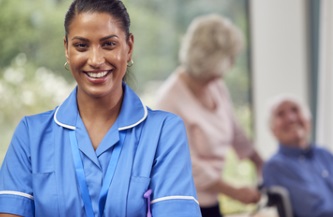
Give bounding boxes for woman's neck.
[178,68,217,111]
[76,90,123,149]
[178,68,206,96]
[77,90,122,119]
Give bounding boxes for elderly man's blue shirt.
[263,144,333,217]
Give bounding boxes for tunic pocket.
[127,176,151,217]
[32,171,59,217]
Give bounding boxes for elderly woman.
[155,14,262,217]
[263,94,333,217]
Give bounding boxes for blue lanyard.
[69,130,126,217]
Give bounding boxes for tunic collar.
[53,82,148,131]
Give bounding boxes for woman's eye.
[74,43,88,49]
[103,41,116,48]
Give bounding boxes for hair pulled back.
[64,0,131,41]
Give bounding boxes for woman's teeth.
[87,71,109,78]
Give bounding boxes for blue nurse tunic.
[0,83,201,217]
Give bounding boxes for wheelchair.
[250,185,293,217]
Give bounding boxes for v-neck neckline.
[75,114,120,169]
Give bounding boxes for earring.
[127,59,134,67]
[64,61,70,71]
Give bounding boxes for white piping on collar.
[0,190,34,200]
[118,104,148,131]
[54,106,76,130]
[54,97,147,131]
[151,195,199,205]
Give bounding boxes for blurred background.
[0,0,332,216]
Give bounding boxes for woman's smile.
[83,69,113,84]
[85,70,111,79]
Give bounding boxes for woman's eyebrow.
[70,35,119,42]
[100,35,119,41]
[71,36,89,42]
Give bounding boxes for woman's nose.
[88,47,105,67]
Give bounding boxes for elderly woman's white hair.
[266,94,312,128]
[179,13,244,80]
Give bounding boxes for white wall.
[250,0,309,159]
[316,0,333,151]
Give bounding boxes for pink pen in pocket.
[144,189,152,217]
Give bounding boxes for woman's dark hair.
[64,0,131,41]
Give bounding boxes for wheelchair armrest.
[261,186,293,217]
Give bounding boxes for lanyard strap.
[69,130,126,217]
[98,131,125,215]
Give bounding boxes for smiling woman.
[0,0,201,216]
[64,11,134,148]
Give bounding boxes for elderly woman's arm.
[206,178,261,204]
[248,150,264,175]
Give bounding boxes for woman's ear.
[64,37,69,61]
[127,34,134,62]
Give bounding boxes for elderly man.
[263,95,333,217]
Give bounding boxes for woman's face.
[64,12,133,99]
[271,100,311,148]
[193,56,233,85]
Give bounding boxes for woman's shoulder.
[146,106,184,123]
[20,108,57,128]
[10,108,58,144]
[144,107,186,132]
